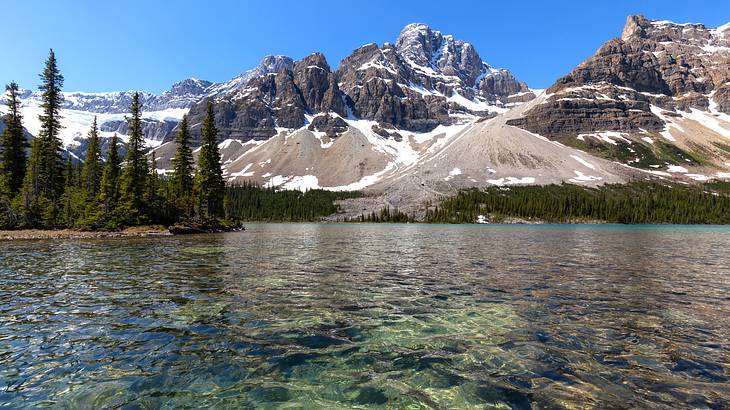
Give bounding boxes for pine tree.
[37,49,65,211]
[81,117,102,197]
[98,133,121,214]
[119,92,149,221]
[0,82,28,197]
[171,115,194,213]
[194,102,225,220]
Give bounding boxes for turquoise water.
[1,224,729,408]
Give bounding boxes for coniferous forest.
[425,182,730,224]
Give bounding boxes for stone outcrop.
[178,53,348,144]
[100,118,178,141]
[308,114,348,138]
[508,15,730,138]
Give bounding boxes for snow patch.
[569,170,602,183]
[444,167,462,181]
[570,155,596,170]
[667,165,688,173]
[487,176,536,186]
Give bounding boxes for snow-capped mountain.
[178,23,535,145]
[393,23,530,103]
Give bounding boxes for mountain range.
[2,16,729,215]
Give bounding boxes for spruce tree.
[0,82,28,197]
[37,49,65,208]
[194,102,225,220]
[98,133,121,214]
[81,117,102,197]
[171,116,193,195]
[171,115,194,214]
[119,92,148,220]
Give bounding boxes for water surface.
[1,224,729,408]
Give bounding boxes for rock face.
[179,23,534,142]
[335,24,531,131]
[179,53,348,144]
[308,114,348,138]
[508,16,730,141]
[99,118,178,142]
[153,78,213,110]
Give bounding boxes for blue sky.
[1,0,728,93]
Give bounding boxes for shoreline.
[0,226,172,241]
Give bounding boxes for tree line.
[424,182,730,224]
[225,181,361,222]
[0,50,226,230]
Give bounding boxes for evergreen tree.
[37,49,65,210]
[59,157,79,226]
[20,136,44,226]
[119,92,149,221]
[98,133,121,214]
[0,82,28,197]
[81,117,102,197]
[194,103,225,219]
[171,115,194,213]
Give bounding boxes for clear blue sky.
[1,0,728,93]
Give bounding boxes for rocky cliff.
[178,23,534,143]
[506,16,730,137]
[507,15,730,168]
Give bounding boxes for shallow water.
[1,224,729,409]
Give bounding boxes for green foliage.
[225,181,361,222]
[425,182,730,224]
[194,103,225,220]
[170,115,194,215]
[119,92,149,223]
[561,137,703,169]
[81,117,102,197]
[37,49,65,206]
[15,50,66,227]
[97,134,121,215]
[0,82,28,197]
[349,206,415,223]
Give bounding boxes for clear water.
[1,224,729,409]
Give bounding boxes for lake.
[1,224,729,408]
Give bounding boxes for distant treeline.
[346,206,415,223]
[424,182,730,224]
[225,182,360,222]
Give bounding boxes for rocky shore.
[0,226,171,241]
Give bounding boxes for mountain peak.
[395,23,443,68]
[258,55,295,73]
[621,15,650,40]
[168,78,213,95]
[395,23,489,88]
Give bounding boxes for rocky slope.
[506,15,730,179]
